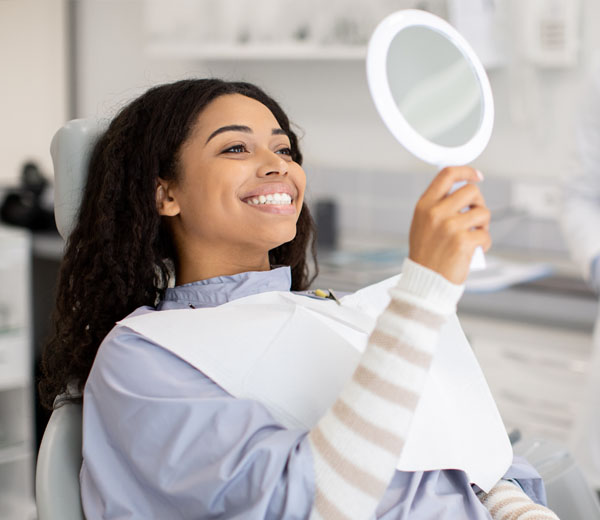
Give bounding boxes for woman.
[41,79,558,519]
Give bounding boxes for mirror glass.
[386,26,483,147]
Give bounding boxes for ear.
[156,180,180,217]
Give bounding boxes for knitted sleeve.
[477,480,560,519]
[307,258,464,520]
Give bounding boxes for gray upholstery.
[34,119,104,519]
[50,118,107,240]
[514,437,600,519]
[35,402,85,520]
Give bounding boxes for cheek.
[180,169,239,212]
[293,166,307,200]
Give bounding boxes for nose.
[257,148,289,177]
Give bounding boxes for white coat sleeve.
[562,64,600,284]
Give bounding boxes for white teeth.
[245,192,293,206]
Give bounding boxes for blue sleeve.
[502,455,549,506]
[80,325,315,520]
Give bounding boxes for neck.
[175,245,271,286]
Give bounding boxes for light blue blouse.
[80,267,547,519]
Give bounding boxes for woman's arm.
[477,480,559,519]
[307,167,491,519]
[308,258,463,519]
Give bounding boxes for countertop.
[313,235,598,333]
[31,230,599,332]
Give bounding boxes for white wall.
[0,0,68,186]
[72,0,600,248]
[74,0,600,181]
[1,1,597,187]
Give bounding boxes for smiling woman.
[157,94,307,284]
[41,78,317,405]
[40,78,558,520]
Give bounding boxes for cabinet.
[0,225,35,519]
[459,313,592,447]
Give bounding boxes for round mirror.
[387,26,483,147]
[367,9,494,167]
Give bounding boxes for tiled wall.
[306,168,568,254]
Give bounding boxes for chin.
[268,229,297,251]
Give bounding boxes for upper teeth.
[246,193,292,205]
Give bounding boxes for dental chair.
[514,437,600,518]
[34,119,104,520]
[35,400,85,520]
[38,119,600,520]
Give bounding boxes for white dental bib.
[117,274,512,492]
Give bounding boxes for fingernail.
[476,169,484,181]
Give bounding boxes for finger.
[466,229,493,252]
[451,228,492,256]
[453,206,491,230]
[421,166,483,204]
[438,183,487,215]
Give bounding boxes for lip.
[240,182,297,202]
[245,203,297,215]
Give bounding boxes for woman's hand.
[409,167,491,285]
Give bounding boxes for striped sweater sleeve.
[307,258,465,520]
[477,480,560,519]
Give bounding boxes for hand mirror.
[366,9,494,269]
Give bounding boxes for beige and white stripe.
[307,258,463,520]
[375,309,440,348]
[370,329,433,369]
[334,385,414,435]
[311,429,386,519]
[386,299,447,330]
[330,400,404,455]
[478,480,560,519]
[316,410,403,477]
[356,347,429,398]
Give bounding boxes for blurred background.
[1,0,600,517]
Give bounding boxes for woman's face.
[160,94,306,268]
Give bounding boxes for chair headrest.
[50,119,108,240]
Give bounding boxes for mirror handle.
[449,180,486,271]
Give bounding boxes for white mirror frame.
[366,9,494,167]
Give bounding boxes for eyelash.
[221,145,292,156]
[223,144,247,154]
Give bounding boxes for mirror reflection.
[386,26,483,147]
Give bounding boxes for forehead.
[194,94,280,137]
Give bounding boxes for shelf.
[146,42,367,61]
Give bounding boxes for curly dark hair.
[39,78,318,410]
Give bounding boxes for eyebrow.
[205,125,287,144]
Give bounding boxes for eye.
[276,147,292,156]
[222,144,248,154]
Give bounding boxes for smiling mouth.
[244,193,293,206]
